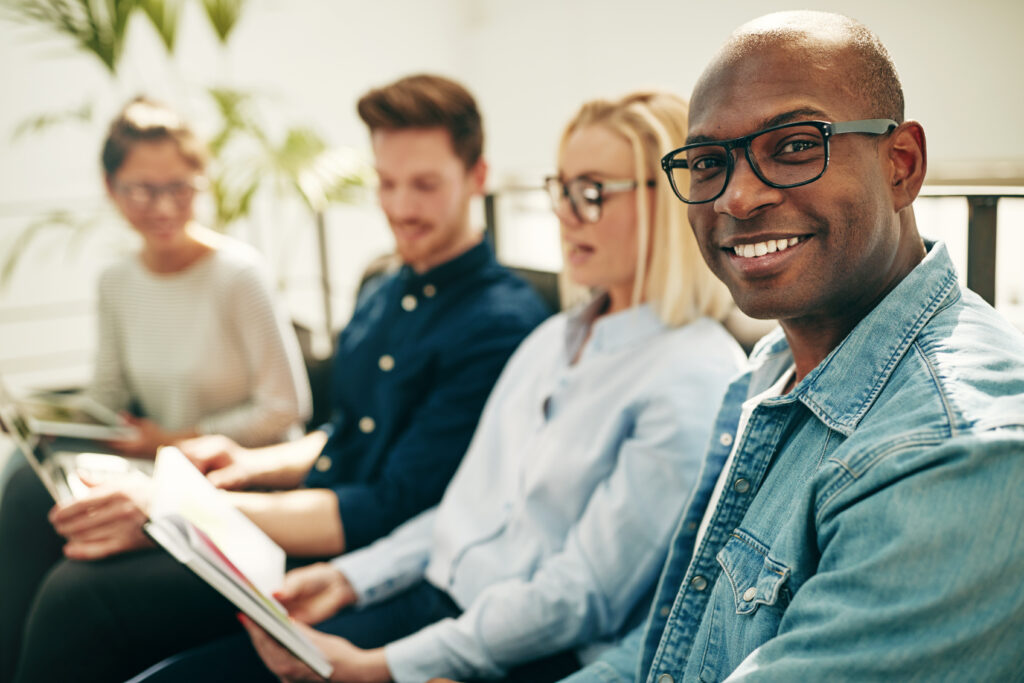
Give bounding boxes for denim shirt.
[568,241,1024,683]
[304,241,549,550]
[334,297,745,682]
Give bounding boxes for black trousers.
[130,578,579,683]
[0,464,240,683]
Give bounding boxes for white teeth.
[732,236,802,258]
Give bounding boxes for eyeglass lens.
[668,123,828,203]
[118,182,198,207]
[545,177,603,223]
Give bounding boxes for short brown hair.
[101,96,208,178]
[356,74,484,169]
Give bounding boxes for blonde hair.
[557,91,733,327]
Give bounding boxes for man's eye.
[778,139,820,155]
[690,155,726,172]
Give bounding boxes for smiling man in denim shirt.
[564,10,1024,683]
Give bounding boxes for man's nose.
[712,153,783,220]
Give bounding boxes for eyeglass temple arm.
[831,119,898,135]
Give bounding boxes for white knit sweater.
[85,240,311,446]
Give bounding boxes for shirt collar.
[754,240,959,436]
[398,239,494,289]
[564,293,668,360]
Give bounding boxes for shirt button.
[401,294,417,311]
[314,455,332,472]
[423,283,437,297]
[690,575,708,591]
[743,586,757,601]
[719,432,734,447]
[734,478,751,493]
[378,354,395,372]
[358,416,376,433]
[686,520,698,532]
[657,674,675,683]
[659,605,671,618]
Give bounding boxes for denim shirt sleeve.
[722,430,1024,681]
[559,624,645,683]
[385,376,728,683]
[330,316,533,550]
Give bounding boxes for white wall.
[1,0,1022,389]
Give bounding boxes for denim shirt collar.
[752,240,960,437]
[564,293,667,361]
[397,238,494,289]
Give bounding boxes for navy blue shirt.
[304,241,550,551]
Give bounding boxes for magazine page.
[150,446,285,594]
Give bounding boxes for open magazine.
[15,392,138,441]
[144,447,332,678]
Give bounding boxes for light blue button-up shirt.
[565,241,1024,683]
[333,296,745,682]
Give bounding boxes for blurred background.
[1,0,1022,395]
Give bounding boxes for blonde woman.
[133,91,744,683]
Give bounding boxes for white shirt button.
[378,354,395,372]
[743,586,757,601]
[423,284,437,297]
[734,478,751,493]
[314,455,332,472]
[690,575,708,591]
[358,416,376,433]
[401,294,417,311]
[719,432,734,447]
[657,674,674,683]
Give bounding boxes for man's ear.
[469,158,488,195]
[886,121,927,211]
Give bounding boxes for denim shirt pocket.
[716,528,791,616]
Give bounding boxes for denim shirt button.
[734,477,751,493]
[657,674,675,683]
[719,431,734,446]
[742,586,757,601]
[659,605,671,618]
[691,575,708,591]
[401,294,418,311]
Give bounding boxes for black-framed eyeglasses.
[660,119,898,204]
[544,176,656,224]
[114,177,207,208]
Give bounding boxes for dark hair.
[356,74,484,169]
[101,96,208,178]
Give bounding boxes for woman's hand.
[276,563,358,625]
[240,615,391,683]
[48,473,154,560]
[107,415,190,458]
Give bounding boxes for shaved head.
[697,11,904,124]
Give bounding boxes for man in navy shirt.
[1,74,549,683]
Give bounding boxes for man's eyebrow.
[685,107,831,145]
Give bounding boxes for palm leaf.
[199,0,243,43]
[136,0,180,52]
[11,101,94,140]
[0,209,101,287]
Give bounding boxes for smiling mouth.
[729,236,806,259]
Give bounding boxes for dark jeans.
[131,579,579,683]
[0,464,239,683]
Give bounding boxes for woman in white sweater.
[87,96,311,453]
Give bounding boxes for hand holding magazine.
[144,447,332,678]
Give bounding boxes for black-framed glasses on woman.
[544,176,656,224]
[660,118,898,204]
